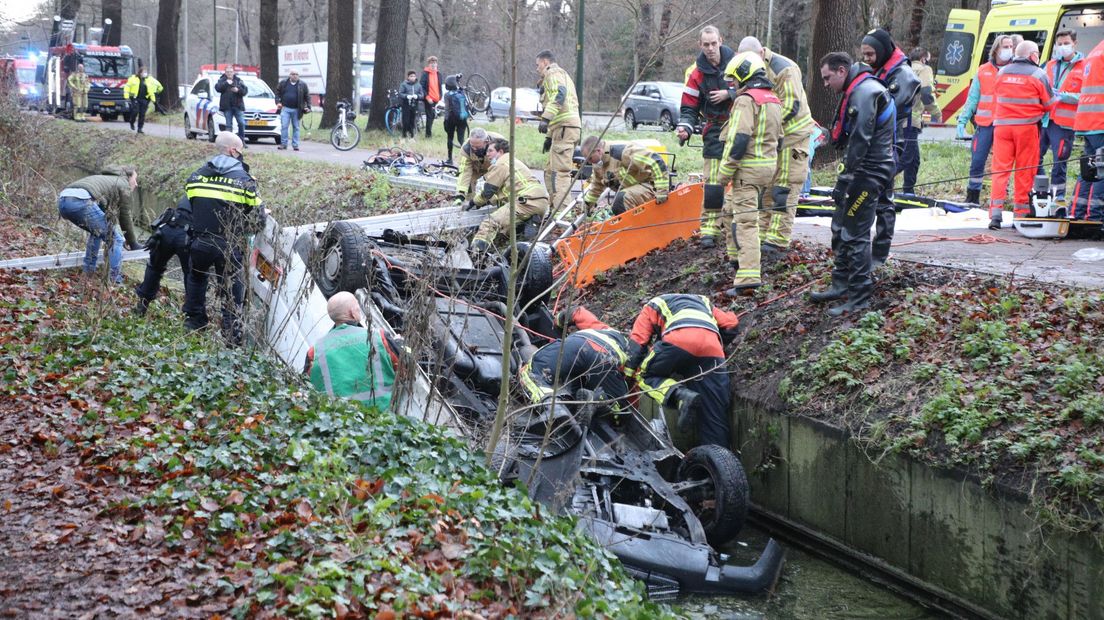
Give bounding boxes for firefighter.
[1040,31,1084,206]
[455,128,505,201]
[1074,36,1104,222]
[737,36,814,260]
[989,41,1054,230]
[182,132,265,344]
[67,63,90,121]
[957,34,1022,205]
[816,52,896,317]
[911,47,941,125]
[520,306,632,405]
[715,52,782,293]
[123,66,163,134]
[578,136,670,214]
[678,25,737,248]
[625,294,740,448]
[466,138,550,255]
[861,28,920,268]
[536,50,582,209]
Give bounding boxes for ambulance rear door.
[935,8,981,123]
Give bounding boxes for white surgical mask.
[140,72,148,78]
[1054,44,1074,59]
[998,48,1014,63]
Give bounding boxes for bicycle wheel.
[331,121,361,151]
[385,108,401,136]
[463,73,492,113]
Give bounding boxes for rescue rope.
[891,232,1030,247]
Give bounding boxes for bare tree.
[367,0,409,130]
[321,0,354,128]
[907,0,927,48]
[156,0,182,108]
[260,0,280,87]
[103,0,123,45]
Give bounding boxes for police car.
[182,68,282,144]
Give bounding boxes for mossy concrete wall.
[733,402,1103,620]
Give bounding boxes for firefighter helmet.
[724,51,767,86]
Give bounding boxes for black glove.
[542,137,552,154]
[554,306,578,331]
[832,175,852,207]
[538,119,549,134]
[464,200,478,211]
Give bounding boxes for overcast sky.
[0,0,46,29]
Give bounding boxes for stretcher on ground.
[1011,176,1104,240]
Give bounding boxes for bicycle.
[457,73,491,114]
[362,146,426,172]
[388,159,460,178]
[330,99,361,151]
[385,90,427,137]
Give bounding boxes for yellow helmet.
[724,51,767,86]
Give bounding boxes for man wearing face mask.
[1039,32,1084,204]
[1073,36,1104,223]
[182,132,265,345]
[989,41,1055,230]
[123,66,163,134]
[455,127,505,201]
[958,34,1022,206]
[860,28,920,269]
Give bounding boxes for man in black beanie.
[860,28,920,270]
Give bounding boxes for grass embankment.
[0,268,665,617]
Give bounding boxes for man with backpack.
[441,75,469,164]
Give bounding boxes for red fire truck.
[45,43,136,120]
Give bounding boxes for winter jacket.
[679,45,737,158]
[276,78,310,112]
[398,81,424,108]
[184,154,263,240]
[67,165,139,248]
[124,74,163,102]
[215,74,249,111]
[419,67,442,104]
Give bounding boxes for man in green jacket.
[304,292,402,410]
[57,165,140,284]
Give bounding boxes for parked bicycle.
[330,99,361,151]
[385,90,428,137]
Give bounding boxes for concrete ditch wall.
[732,401,1104,620]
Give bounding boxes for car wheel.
[311,220,372,299]
[677,444,749,546]
[184,113,196,139]
[624,109,637,130]
[247,136,259,143]
[274,135,282,145]
[514,241,554,306]
[207,119,217,143]
[660,110,674,131]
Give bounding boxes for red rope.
[892,233,1030,247]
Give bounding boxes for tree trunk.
[51,1,81,47]
[156,0,182,109]
[908,0,927,49]
[655,0,672,73]
[806,0,864,130]
[102,0,122,46]
[367,0,409,130]
[634,1,653,79]
[260,0,280,87]
[322,0,355,128]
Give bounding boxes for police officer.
[989,41,1053,229]
[625,294,740,448]
[182,132,264,344]
[467,139,550,255]
[957,34,1021,206]
[716,52,781,293]
[578,136,670,214]
[536,50,582,209]
[134,194,192,316]
[1074,35,1104,222]
[520,306,632,405]
[1041,30,1083,204]
[455,127,506,201]
[816,52,896,317]
[737,37,815,260]
[861,28,920,268]
[677,25,737,248]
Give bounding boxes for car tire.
[660,110,674,131]
[184,113,196,139]
[677,444,749,547]
[207,120,217,143]
[624,109,637,130]
[311,220,372,299]
[247,136,259,143]
[274,135,282,145]
[514,241,554,306]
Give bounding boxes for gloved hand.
[538,120,549,134]
[125,240,142,251]
[452,193,467,203]
[956,124,970,140]
[655,192,668,205]
[553,306,578,331]
[464,200,479,211]
[832,174,852,206]
[542,137,552,154]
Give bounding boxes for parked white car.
[487,87,542,122]
[182,72,282,144]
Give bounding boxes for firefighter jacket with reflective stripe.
[627,294,740,363]
[966,62,1001,128]
[993,60,1054,127]
[1044,54,1084,128]
[1075,39,1104,134]
[719,88,782,187]
[67,72,90,94]
[763,48,814,148]
[539,63,581,129]
[583,142,670,205]
[474,156,550,207]
[308,324,397,409]
[456,131,505,196]
[185,155,263,238]
[679,45,737,159]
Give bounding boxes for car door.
[625,84,646,121]
[189,79,212,130]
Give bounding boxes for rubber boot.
[988,214,1002,230]
[700,236,716,249]
[760,243,786,264]
[671,387,700,435]
[725,282,762,296]
[134,297,150,317]
[810,281,847,303]
[828,286,872,317]
[965,188,980,206]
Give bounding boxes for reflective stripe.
[994,116,1042,125]
[186,181,257,199]
[976,110,993,117]
[978,95,995,102]
[735,268,761,278]
[684,86,700,97]
[519,362,555,403]
[651,295,720,336]
[578,329,629,366]
[1078,104,1104,113]
[997,96,1042,105]
[637,348,679,405]
[185,187,261,206]
[1081,85,1104,95]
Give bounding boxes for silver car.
[487,86,542,122]
[621,81,682,131]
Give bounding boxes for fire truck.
[45,42,137,120]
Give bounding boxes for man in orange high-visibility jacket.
[1039,30,1083,203]
[988,41,1054,230]
[1073,37,1104,222]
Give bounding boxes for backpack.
[448,90,469,123]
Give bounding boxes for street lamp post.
[132,23,153,71]
[215,5,239,66]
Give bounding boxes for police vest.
[649,294,720,336]
[309,324,395,410]
[974,63,1000,127]
[1075,40,1104,133]
[1046,56,1084,129]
